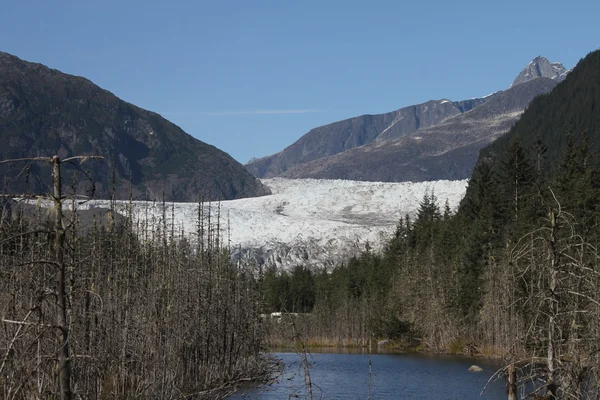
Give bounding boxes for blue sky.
[1,0,598,163]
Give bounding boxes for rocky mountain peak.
[510,56,568,88]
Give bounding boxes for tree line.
[263,134,600,398]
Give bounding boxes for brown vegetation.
[0,156,271,399]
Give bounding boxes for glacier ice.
[63,178,469,270]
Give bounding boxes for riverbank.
[266,335,506,360]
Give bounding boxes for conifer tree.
[500,136,535,223]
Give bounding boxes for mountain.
[0,51,270,201]
[247,56,566,183]
[477,49,600,175]
[246,97,487,178]
[274,78,558,182]
[510,56,568,87]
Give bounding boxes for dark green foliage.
[261,266,291,312]
[556,133,600,236]
[477,49,600,177]
[261,265,316,313]
[270,51,600,365]
[461,160,499,226]
[453,222,486,318]
[382,215,411,272]
[411,190,441,251]
[499,137,534,220]
[290,266,316,313]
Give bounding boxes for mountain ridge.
[246,96,489,178]
[276,78,557,182]
[475,49,600,176]
[0,51,270,201]
[247,56,564,182]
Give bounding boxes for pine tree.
[500,136,535,223]
[556,132,600,239]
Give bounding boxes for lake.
[230,349,508,399]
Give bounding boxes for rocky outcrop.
[0,51,270,201]
[452,97,488,113]
[511,56,568,87]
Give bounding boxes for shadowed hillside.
[0,51,270,201]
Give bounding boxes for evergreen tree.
[461,160,496,222]
[412,190,441,253]
[499,136,535,223]
[289,265,316,312]
[556,132,600,239]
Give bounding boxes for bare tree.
[1,155,102,400]
[504,189,600,399]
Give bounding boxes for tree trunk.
[53,156,72,400]
[507,363,517,400]
[546,210,558,399]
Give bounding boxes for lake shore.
[266,337,507,361]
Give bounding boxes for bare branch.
[61,156,103,163]
[0,157,53,164]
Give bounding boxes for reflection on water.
[269,346,410,354]
[230,350,507,399]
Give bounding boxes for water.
[230,350,508,399]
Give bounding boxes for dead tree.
[504,189,600,399]
[0,155,101,400]
[507,364,517,400]
[1,155,272,399]
[52,156,71,400]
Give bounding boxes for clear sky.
[1,0,598,163]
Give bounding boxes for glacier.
[73,178,469,270]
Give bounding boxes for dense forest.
[262,50,600,399]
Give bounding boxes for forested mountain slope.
[0,51,270,201]
[475,50,600,176]
[260,49,600,400]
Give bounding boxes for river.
[230,349,509,399]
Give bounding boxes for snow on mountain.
[510,56,568,88]
[75,178,468,270]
